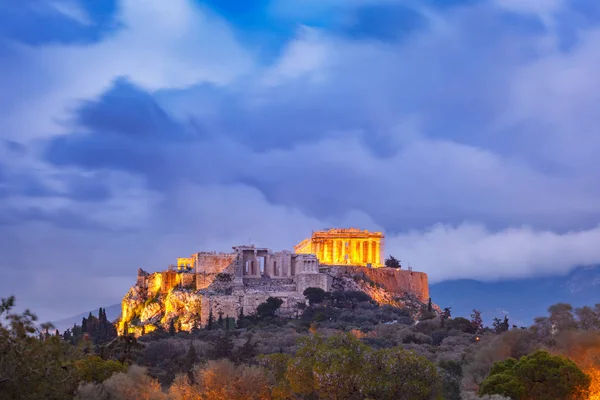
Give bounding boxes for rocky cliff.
[118,266,434,336]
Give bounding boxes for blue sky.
[2,0,600,320]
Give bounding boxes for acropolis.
[118,228,429,336]
[294,228,384,267]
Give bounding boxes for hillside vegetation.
[2,291,600,399]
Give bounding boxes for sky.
[2,0,600,321]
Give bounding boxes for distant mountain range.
[430,265,600,327]
[51,303,121,332]
[52,266,600,332]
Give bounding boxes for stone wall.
[195,252,236,274]
[194,252,236,290]
[296,273,332,294]
[200,291,305,326]
[161,270,179,293]
[181,272,196,288]
[327,266,429,302]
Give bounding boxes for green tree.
[286,333,440,400]
[74,355,127,383]
[303,287,327,306]
[438,360,463,400]
[384,255,401,268]
[0,296,83,398]
[479,350,590,400]
[256,297,284,318]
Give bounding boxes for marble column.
[375,241,381,265]
[332,240,337,264]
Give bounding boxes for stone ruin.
[120,229,431,334]
[132,245,332,329]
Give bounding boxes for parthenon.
[294,228,384,267]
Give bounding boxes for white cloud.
[262,26,332,86]
[389,223,600,283]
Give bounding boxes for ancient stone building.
[173,245,329,327]
[119,229,432,335]
[294,228,384,267]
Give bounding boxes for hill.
[431,265,600,327]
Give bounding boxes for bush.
[303,287,327,305]
[257,297,284,319]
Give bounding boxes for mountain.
[430,265,600,327]
[51,303,121,332]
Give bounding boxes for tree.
[217,311,224,329]
[207,309,214,331]
[74,355,127,383]
[441,307,452,327]
[233,336,258,363]
[548,303,577,332]
[303,287,326,306]
[439,360,463,400]
[169,319,176,336]
[384,255,401,268]
[286,333,440,400]
[256,297,284,318]
[427,297,433,312]
[0,296,82,398]
[470,309,483,333]
[492,316,509,333]
[479,350,590,400]
[209,333,235,360]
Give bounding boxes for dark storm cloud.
[44,78,192,189]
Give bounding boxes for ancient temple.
[294,228,384,267]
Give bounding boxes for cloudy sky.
[2,0,600,321]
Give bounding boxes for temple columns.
[332,240,337,264]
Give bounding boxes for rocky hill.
[118,264,436,336]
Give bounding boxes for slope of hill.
[431,265,600,327]
[51,303,121,332]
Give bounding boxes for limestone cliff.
[328,266,438,317]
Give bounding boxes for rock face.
[328,266,437,317]
[331,266,430,303]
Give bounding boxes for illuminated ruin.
[294,228,384,267]
[118,228,432,337]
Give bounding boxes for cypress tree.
[217,311,224,329]
[207,309,214,331]
[169,319,176,336]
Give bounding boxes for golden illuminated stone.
[294,228,384,267]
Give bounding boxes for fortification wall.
[196,253,235,274]
[327,266,429,302]
[200,292,305,326]
[296,273,332,294]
